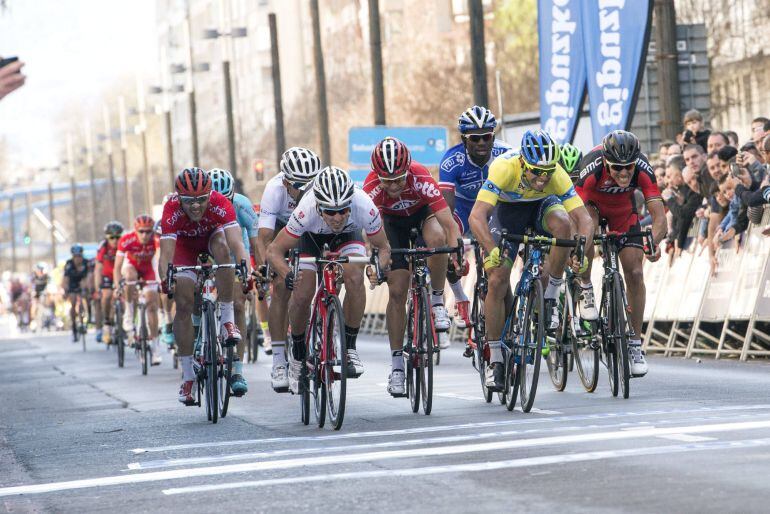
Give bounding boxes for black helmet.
[602,130,640,165]
[104,221,124,237]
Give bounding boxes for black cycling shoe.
[484,362,504,392]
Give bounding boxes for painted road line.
[162,437,770,495]
[4,419,770,497]
[657,434,717,443]
[130,403,770,454]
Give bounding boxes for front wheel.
[204,306,219,424]
[471,295,492,403]
[220,345,234,418]
[325,296,346,430]
[419,288,434,415]
[518,279,544,413]
[611,275,630,399]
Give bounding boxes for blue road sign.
[349,169,369,187]
[348,126,449,167]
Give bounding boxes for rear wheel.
[472,293,492,403]
[518,279,544,413]
[220,345,234,417]
[309,309,326,428]
[325,296,346,430]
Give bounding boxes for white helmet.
[280,147,322,186]
[313,166,355,209]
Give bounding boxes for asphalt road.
[3,319,770,513]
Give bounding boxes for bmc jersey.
[258,173,297,231]
[95,240,118,277]
[362,162,447,217]
[117,231,157,267]
[286,189,383,237]
[233,192,259,254]
[574,147,661,210]
[160,191,238,241]
[438,140,512,202]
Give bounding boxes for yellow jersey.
[476,150,584,213]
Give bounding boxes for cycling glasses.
[523,161,557,176]
[607,161,636,172]
[137,229,153,234]
[284,179,310,191]
[179,193,210,205]
[319,206,351,216]
[106,235,120,240]
[378,174,407,183]
[463,132,494,143]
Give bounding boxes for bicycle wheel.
[601,279,619,397]
[79,297,87,352]
[573,310,599,393]
[300,360,310,426]
[309,308,326,427]
[547,293,570,391]
[518,279,544,413]
[204,305,219,423]
[419,288,434,415]
[472,292,492,403]
[220,345,234,418]
[324,295,346,430]
[115,302,125,368]
[502,306,518,411]
[140,312,149,376]
[611,275,630,399]
[406,297,420,413]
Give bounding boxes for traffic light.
[253,159,265,181]
[23,231,31,245]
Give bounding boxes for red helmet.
[175,167,211,196]
[371,137,411,179]
[134,214,154,231]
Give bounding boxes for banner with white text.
[580,0,653,144]
[538,0,586,144]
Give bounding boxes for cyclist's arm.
[434,206,461,249]
[440,188,456,214]
[367,227,391,271]
[158,238,175,285]
[94,262,103,290]
[113,253,125,286]
[647,198,667,246]
[566,204,595,245]
[248,235,260,266]
[266,228,298,279]
[469,199,497,255]
[224,225,250,271]
[255,227,274,268]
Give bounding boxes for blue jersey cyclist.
[210,168,259,397]
[439,105,511,329]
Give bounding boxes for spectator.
[751,117,770,146]
[658,140,675,162]
[706,151,725,182]
[0,57,24,101]
[737,141,766,182]
[760,134,770,165]
[682,109,711,152]
[683,144,714,199]
[725,130,740,147]
[667,143,682,158]
[718,145,739,177]
[714,173,749,246]
[665,155,703,253]
[707,131,730,154]
[653,162,667,192]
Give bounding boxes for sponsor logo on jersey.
[298,211,305,219]
[210,204,227,218]
[415,180,441,198]
[389,199,419,211]
[579,156,603,179]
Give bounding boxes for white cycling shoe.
[628,343,648,377]
[578,285,599,321]
[432,304,450,331]
[388,369,406,397]
[271,364,289,392]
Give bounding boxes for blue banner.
[581,0,653,144]
[348,126,448,167]
[538,0,586,144]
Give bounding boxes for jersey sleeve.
[235,196,259,238]
[362,171,384,207]
[551,169,584,212]
[414,164,449,213]
[355,191,383,236]
[476,155,511,206]
[438,150,458,192]
[95,242,106,263]
[636,157,662,202]
[116,234,129,256]
[160,201,178,240]
[257,180,280,231]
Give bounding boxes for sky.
[0,0,157,174]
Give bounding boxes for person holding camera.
[0,56,24,101]
[682,109,711,153]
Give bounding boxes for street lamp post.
[84,120,99,242]
[102,103,119,220]
[118,96,135,223]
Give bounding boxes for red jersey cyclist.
[363,137,462,396]
[574,130,667,377]
[114,215,161,364]
[158,168,251,405]
[94,221,123,344]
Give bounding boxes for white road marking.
[162,437,770,495]
[130,403,770,454]
[657,434,717,443]
[3,419,770,497]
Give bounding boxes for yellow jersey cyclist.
[469,129,594,391]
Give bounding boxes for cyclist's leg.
[256,295,271,351]
[143,283,162,364]
[617,225,648,375]
[122,262,139,333]
[538,197,572,330]
[269,278,290,384]
[160,293,175,345]
[173,275,197,403]
[338,236,367,376]
[421,214,451,330]
[209,229,237,340]
[231,280,249,394]
[67,291,78,340]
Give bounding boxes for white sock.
[152,338,160,354]
[124,303,135,330]
[391,350,404,371]
[431,289,444,307]
[272,341,286,366]
[220,302,234,325]
[544,275,563,300]
[450,280,468,302]
[181,355,195,381]
[488,340,503,364]
[580,280,593,289]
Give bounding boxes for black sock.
[291,332,306,361]
[345,325,359,350]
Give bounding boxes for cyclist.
[94,221,123,344]
[114,214,161,365]
[468,129,594,391]
[158,167,250,405]
[155,218,175,348]
[364,137,461,396]
[266,166,391,392]
[439,105,511,329]
[574,130,667,377]
[255,147,322,392]
[31,262,49,300]
[62,244,89,342]
[559,142,583,180]
[31,262,52,331]
[209,167,258,397]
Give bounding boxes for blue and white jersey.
[233,192,258,256]
[438,139,511,233]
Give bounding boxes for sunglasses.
[524,162,556,176]
[180,194,210,205]
[137,229,153,234]
[379,174,407,184]
[463,132,494,143]
[607,161,636,172]
[319,206,350,216]
[106,235,120,240]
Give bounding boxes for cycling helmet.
[458,105,497,133]
[134,214,154,231]
[209,168,234,199]
[602,130,640,165]
[103,221,124,237]
[520,130,560,168]
[313,166,355,209]
[175,167,211,196]
[36,262,47,271]
[71,244,84,256]
[371,137,411,179]
[280,147,322,185]
[559,143,583,173]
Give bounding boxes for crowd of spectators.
[643,109,770,273]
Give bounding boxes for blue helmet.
[209,168,234,199]
[458,105,497,133]
[71,244,84,256]
[520,130,560,168]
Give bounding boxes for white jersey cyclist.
[286,188,383,240]
[258,173,298,231]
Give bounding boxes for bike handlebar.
[594,227,655,255]
[497,229,582,249]
[165,259,249,299]
[290,247,385,285]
